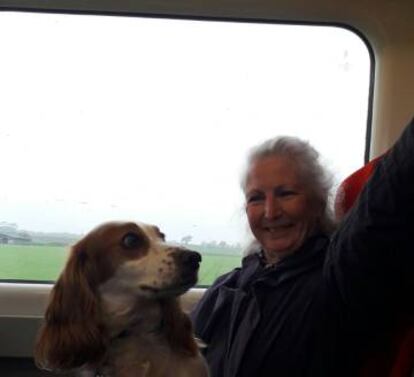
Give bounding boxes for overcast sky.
[0,12,371,245]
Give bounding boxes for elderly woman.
[191,118,414,377]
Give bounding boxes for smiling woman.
[191,117,414,377]
[0,11,371,285]
[243,136,335,264]
[245,156,322,263]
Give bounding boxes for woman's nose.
[264,196,281,219]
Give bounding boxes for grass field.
[0,244,242,286]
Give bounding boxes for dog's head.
[78,221,201,297]
[34,221,202,371]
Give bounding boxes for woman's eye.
[122,233,141,249]
[279,190,296,197]
[247,194,263,203]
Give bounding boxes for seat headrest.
[334,155,382,221]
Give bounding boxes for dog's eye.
[122,233,142,249]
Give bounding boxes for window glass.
[0,12,371,285]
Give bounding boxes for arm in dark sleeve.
[325,116,414,331]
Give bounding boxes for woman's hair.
[240,136,336,235]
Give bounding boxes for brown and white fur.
[34,221,209,377]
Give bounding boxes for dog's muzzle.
[176,250,201,269]
[173,249,202,286]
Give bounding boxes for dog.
[34,221,209,377]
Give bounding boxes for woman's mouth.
[265,224,294,233]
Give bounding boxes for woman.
[191,118,414,377]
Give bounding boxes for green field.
[0,244,241,286]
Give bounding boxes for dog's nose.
[177,250,202,269]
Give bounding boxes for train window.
[0,11,371,285]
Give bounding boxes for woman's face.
[245,155,320,263]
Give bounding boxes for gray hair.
[241,136,336,235]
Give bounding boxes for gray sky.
[0,12,370,244]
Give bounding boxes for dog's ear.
[34,243,107,371]
[161,298,198,357]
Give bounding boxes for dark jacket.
[191,117,414,377]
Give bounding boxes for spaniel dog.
[34,221,209,377]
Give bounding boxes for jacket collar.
[241,234,329,287]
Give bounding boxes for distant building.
[0,233,32,244]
